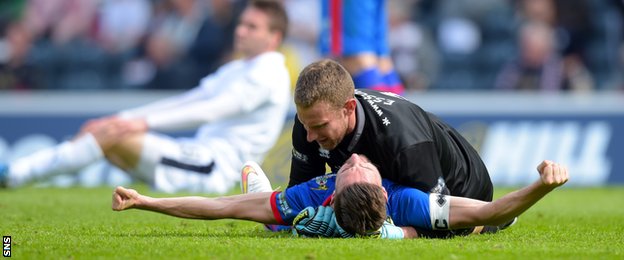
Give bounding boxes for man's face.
[297,101,351,150]
[334,154,383,194]
[234,7,278,57]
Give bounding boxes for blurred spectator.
[283,0,320,67]
[0,21,39,90]
[515,0,600,91]
[563,54,594,92]
[474,2,517,90]
[517,0,556,26]
[495,21,592,91]
[552,0,592,59]
[96,0,152,54]
[189,0,243,75]
[387,0,439,91]
[276,0,320,91]
[419,0,507,90]
[494,21,562,91]
[132,0,209,90]
[20,0,122,90]
[128,0,241,90]
[515,0,593,59]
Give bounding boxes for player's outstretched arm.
[449,160,569,229]
[112,186,278,224]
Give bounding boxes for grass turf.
[1,185,623,259]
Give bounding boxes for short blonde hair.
[294,59,354,109]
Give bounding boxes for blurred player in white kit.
[0,0,290,194]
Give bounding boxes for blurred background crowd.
[0,0,622,92]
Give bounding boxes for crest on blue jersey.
[311,174,331,191]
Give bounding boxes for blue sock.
[352,67,384,90]
[352,67,405,95]
[381,70,405,95]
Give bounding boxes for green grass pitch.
[2,185,623,259]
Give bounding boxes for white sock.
[8,134,104,187]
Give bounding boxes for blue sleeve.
[273,174,336,225]
[384,180,432,229]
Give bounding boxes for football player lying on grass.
[112,154,569,239]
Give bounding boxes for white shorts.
[131,133,242,194]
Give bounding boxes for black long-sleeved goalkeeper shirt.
[289,89,493,201]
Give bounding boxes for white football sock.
[8,134,104,187]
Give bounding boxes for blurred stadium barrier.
[1,91,623,187]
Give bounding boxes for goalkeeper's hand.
[355,219,405,239]
[378,220,404,239]
[292,206,337,238]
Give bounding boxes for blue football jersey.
[271,174,432,229]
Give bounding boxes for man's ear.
[270,31,283,50]
[343,98,357,116]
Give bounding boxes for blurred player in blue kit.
[112,153,569,239]
[0,0,290,194]
[320,0,404,94]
